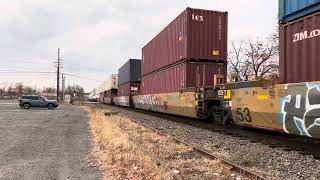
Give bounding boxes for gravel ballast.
[100,105,320,180]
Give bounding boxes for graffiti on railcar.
[134,95,164,111]
[115,96,130,107]
[280,83,320,137]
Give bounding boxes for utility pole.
[61,73,65,101]
[55,48,62,102]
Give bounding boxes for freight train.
[99,4,320,139]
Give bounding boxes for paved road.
[0,103,102,180]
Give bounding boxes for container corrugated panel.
[117,81,141,96]
[103,89,117,98]
[131,59,141,83]
[280,12,320,83]
[103,89,118,104]
[141,62,227,94]
[118,59,141,85]
[279,0,320,23]
[142,7,227,76]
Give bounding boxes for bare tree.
[228,41,252,81]
[65,84,85,98]
[43,87,56,93]
[23,86,34,95]
[245,38,279,79]
[0,83,7,97]
[15,82,24,96]
[8,84,12,94]
[228,31,279,81]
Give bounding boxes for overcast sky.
[0,0,278,92]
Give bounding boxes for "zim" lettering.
[293,29,320,42]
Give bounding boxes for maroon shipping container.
[142,7,228,76]
[102,89,117,104]
[117,81,141,96]
[280,12,320,83]
[99,93,104,103]
[141,62,227,94]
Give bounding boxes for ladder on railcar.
[197,88,205,114]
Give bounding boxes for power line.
[63,73,104,82]
[5,59,53,64]
[0,71,55,74]
[63,63,107,72]
[0,71,103,82]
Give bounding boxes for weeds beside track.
[122,113,267,180]
[90,103,320,179]
[85,105,246,179]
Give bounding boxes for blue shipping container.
[279,0,320,23]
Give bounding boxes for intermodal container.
[99,93,104,103]
[118,59,141,85]
[279,0,320,23]
[103,89,117,98]
[142,7,228,76]
[280,12,320,83]
[141,62,227,94]
[117,81,141,96]
[97,74,118,94]
[102,89,117,104]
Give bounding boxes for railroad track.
[111,105,320,160]
[90,103,320,179]
[120,114,268,180]
[117,123,184,180]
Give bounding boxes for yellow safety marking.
[212,50,220,56]
[224,90,231,99]
[179,96,185,104]
[257,95,269,100]
[163,96,167,102]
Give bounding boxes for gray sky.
[0,0,278,92]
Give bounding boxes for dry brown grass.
[84,105,236,179]
[114,117,234,179]
[84,106,173,180]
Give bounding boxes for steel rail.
[115,104,320,160]
[116,120,183,180]
[120,115,268,180]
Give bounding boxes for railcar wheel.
[209,106,232,125]
[222,108,234,126]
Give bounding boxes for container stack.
[97,74,118,103]
[141,7,228,95]
[117,59,141,96]
[279,0,320,83]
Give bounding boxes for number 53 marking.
[236,108,252,123]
